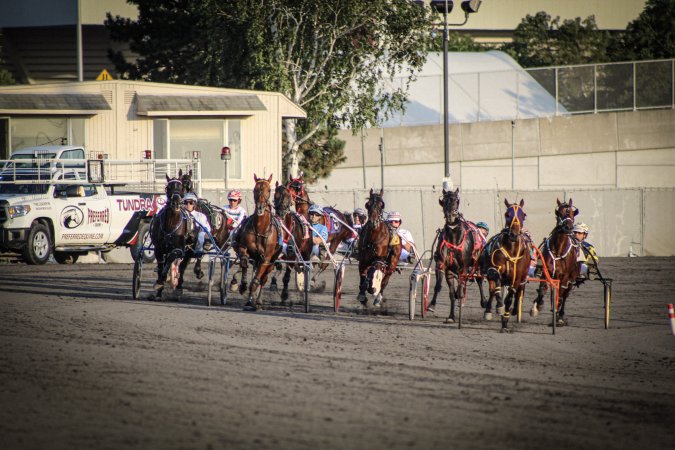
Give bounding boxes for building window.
[7,117,85,152]
[162,118,242,180]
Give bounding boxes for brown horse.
[430,188,485,323]
[530,198,580,325]
[149,172,190,300]
[481,199,532,332]
[231,174,282,311]
[272,181,313,303]
[356,189,402,308]
[180,169,233,278]
[287,174,353,257]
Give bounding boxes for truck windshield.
[0,172,52,195]
[8,153,58,169]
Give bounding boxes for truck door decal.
[61,206,84,229]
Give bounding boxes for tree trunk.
[284,118,300,178]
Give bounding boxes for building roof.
[379,50,567,127]
[0,93,111,113]
[136,94,267,116]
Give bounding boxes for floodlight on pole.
[428,0,482,184]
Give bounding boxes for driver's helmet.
[573,222,589,234]
[309,204,323,216]
[227,190,242,201]
[354,207,366,217]
[386,211,402,223]
[476,221,489,233]
[183,192,198,203]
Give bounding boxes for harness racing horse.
[481,199,532,332]
[356,189,402,308]
[429,188,485,323]
[272,181,313,303]
[530,198,580,325]
[149,172,190,300]
[231,174,283,311]
[287,174,354,258]
[180,169,233,279]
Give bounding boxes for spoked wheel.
[207,257,216,306]
[516,290,524,323]
[303,265,311,313]
[551,287,558,335]
[408,274,418,321]
[132,256,143,299]
[332,265,345,312]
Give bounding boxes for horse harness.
[542,230,579,278]
[436,219,483,272]
[487,231,530,287]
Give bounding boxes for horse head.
[555,198,578,233]
[365,188,385,225]
[165,170,185,211]
[180,169,194,193]
[273,181,292,216]
[439,188,461,225]
[504,198,526,241]
[253,173,273,216]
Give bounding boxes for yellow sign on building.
[95,69,113,81]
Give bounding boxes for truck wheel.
[130,222,155,263]
[24,223,51,265]
[54,251,79,264]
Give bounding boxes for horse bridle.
[556,203,576,232]
[254,178,271,216]
[366,193,385,227]
[287,179,308,206]
[274,184,292,216]
[505,203,525,240]
[165,179,184,210]
[442,193,461,227]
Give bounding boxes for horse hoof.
[195,270,204,280]
[500,327,511,333]
[557,318,568,326]
[238,284,248,295]
[281,291,289,302]
[229,282,239,293]
[484,312,493,321]
[529,306,539,317]
[243,301,257,312]
[444,317,455,324]
[311,280,326,293]
[147,293,156,301]
[496,306,505,316]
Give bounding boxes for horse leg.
[151,255,165,301]
[174,256,190,300]
[280,266,291,304]
[357,270,368,306]
[194,256,204,280]
[484,268,500,320]
[557,285,573,326]
[373,270,395,308]
[530,281,548,317]
[238,257,249,296]
[445,271,457,324]
[501,287,515,332]
[429,262,443,312]
[477,277,486,308]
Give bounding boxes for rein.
[490,232,527,287]
[544,230,578,276]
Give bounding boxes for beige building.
[0,80,305,190]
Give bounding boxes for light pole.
[429,0,482,184]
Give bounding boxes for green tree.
[501,12,610,68]
[428,31,485,52]
[608,0,675,61]
[107,0,432,178]
[0,34,16,86]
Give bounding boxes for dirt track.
[1,256,675,450]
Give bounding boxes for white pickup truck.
[0,146,199,264]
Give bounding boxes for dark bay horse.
[180,169,233,278]
[149,172,190,300]
[530,198,580,325]
[287,174,353,258]
[430,188,485,323]
[481,199,532,332]
[272,181,313,303]
[356,189,402,308]
[231,174,282,311]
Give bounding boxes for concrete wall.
[326,109,675,191]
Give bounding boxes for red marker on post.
[669,304,675,335]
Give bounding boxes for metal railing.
[527,58,675,115]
